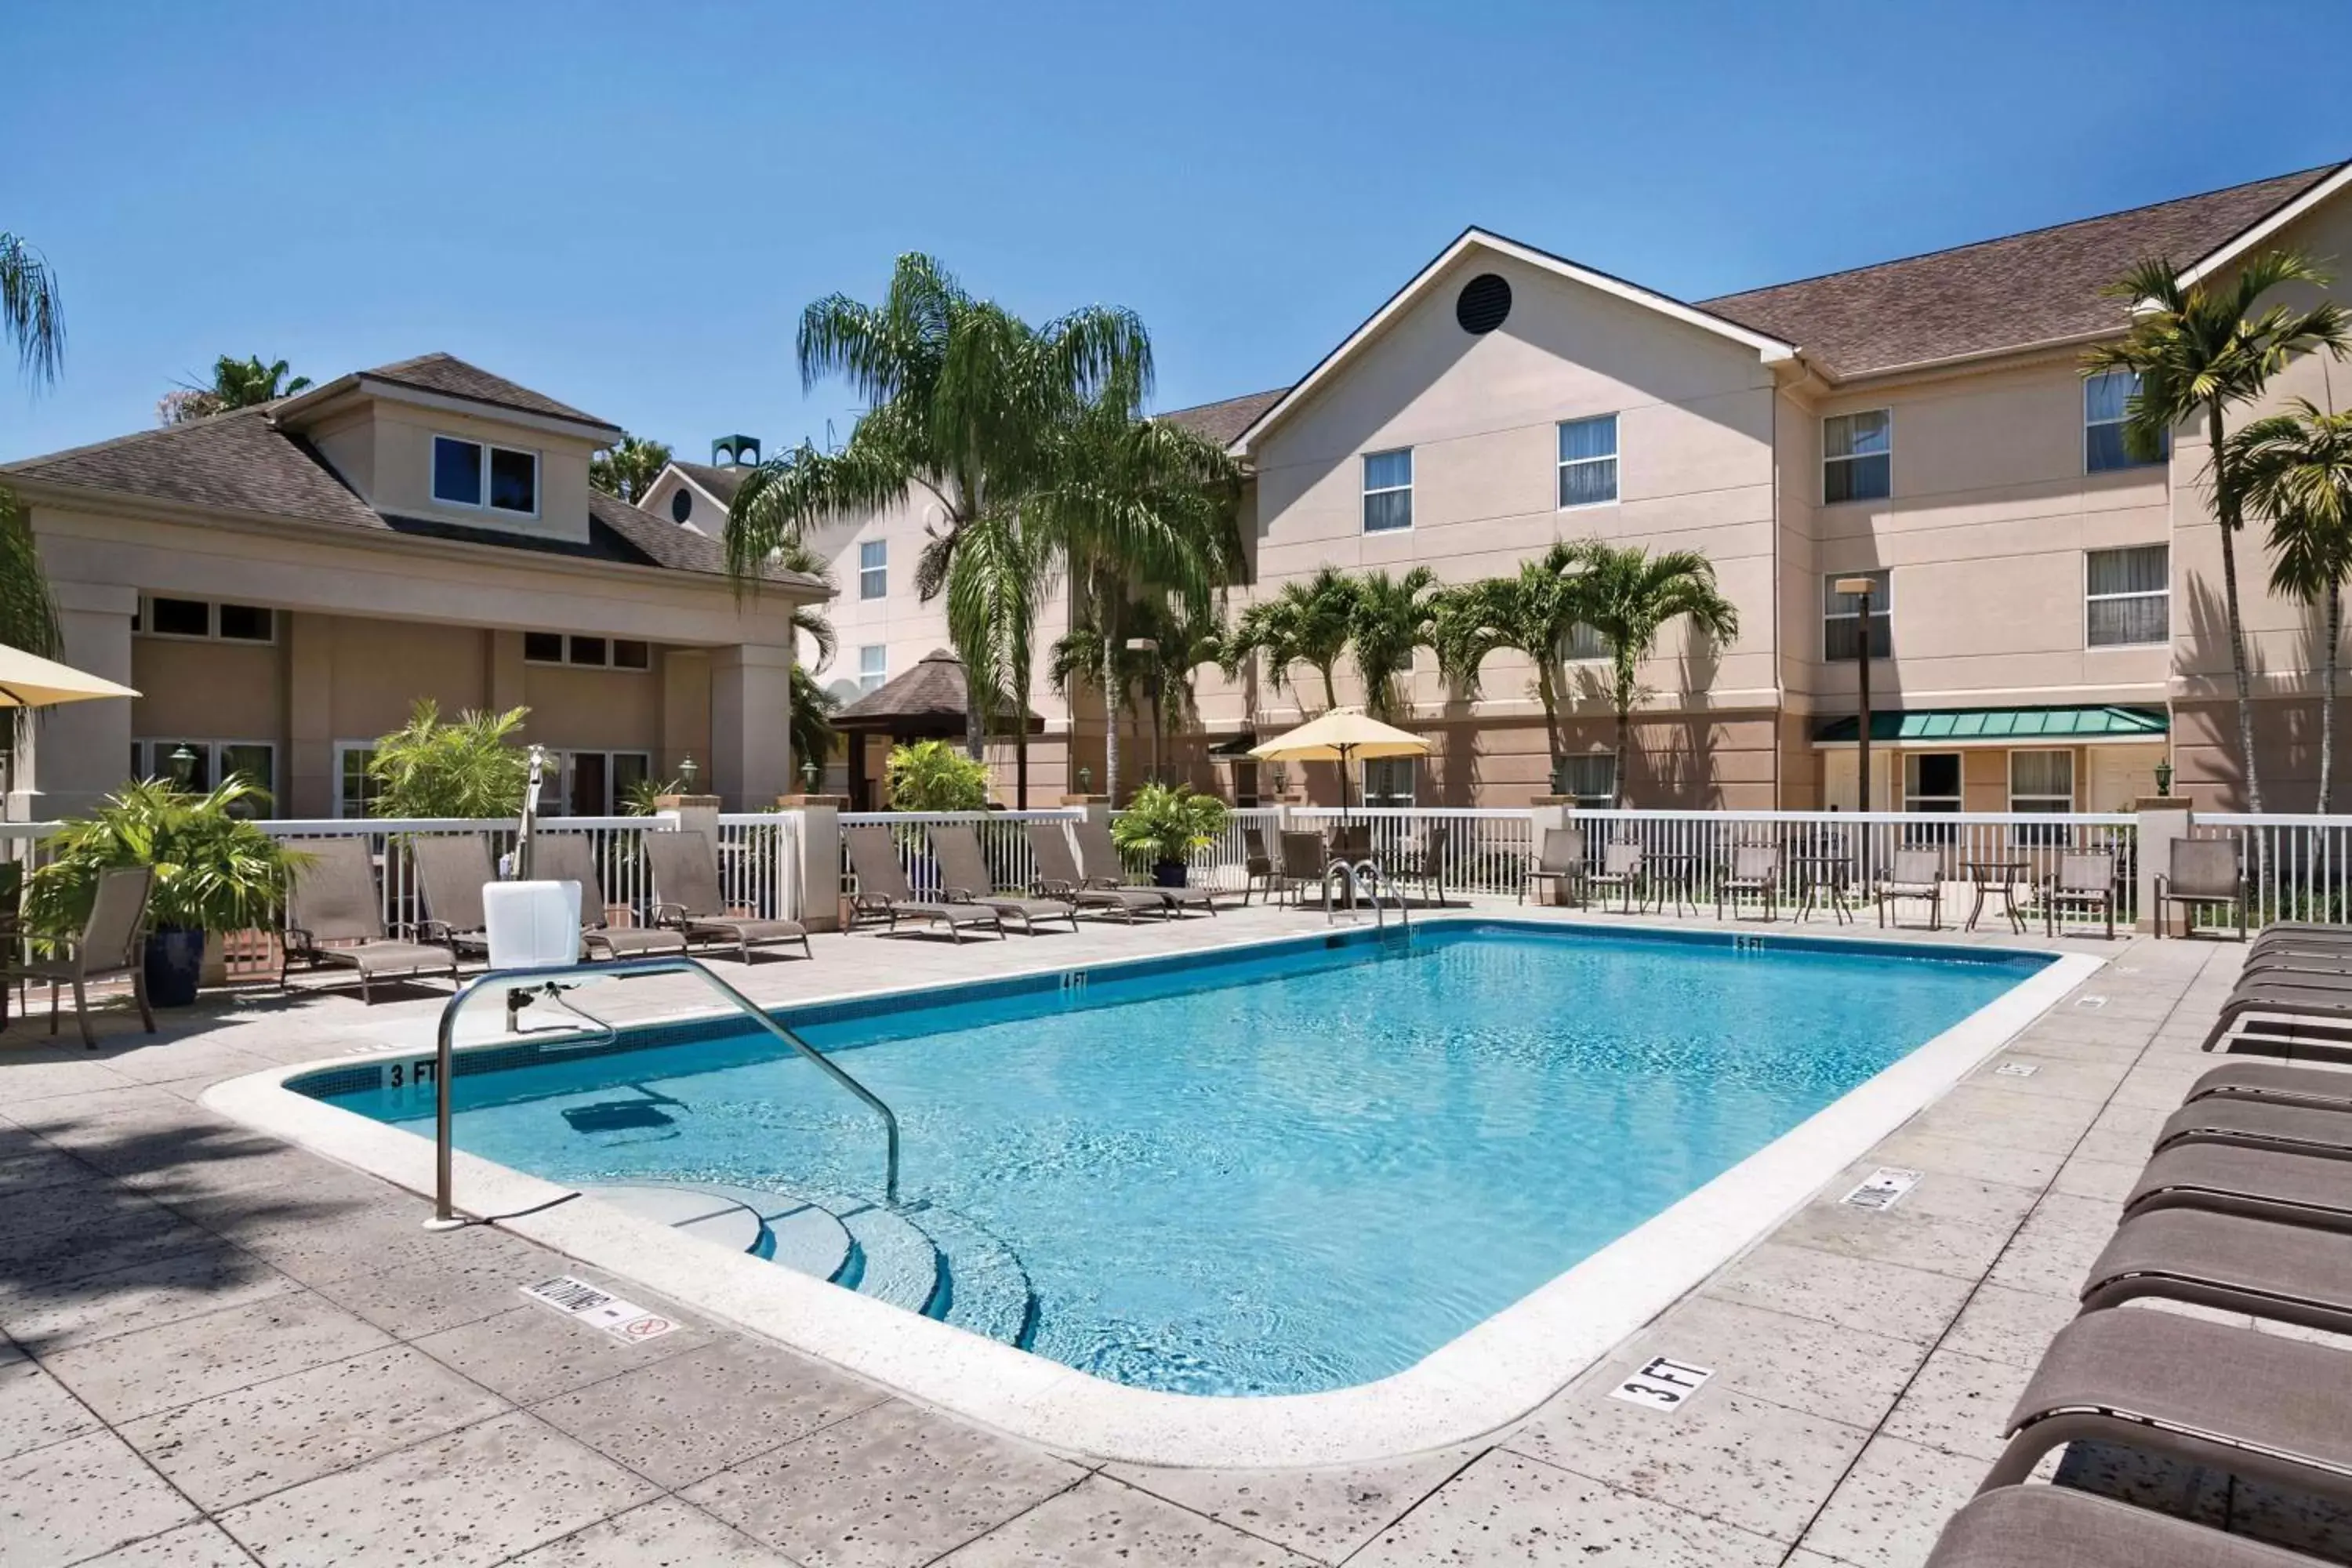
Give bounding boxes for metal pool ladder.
[1323,859,1409,932]
[425,956,900,1229]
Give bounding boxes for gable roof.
[1228,227,1797,454]
[1701,164,2343,379]
[360,352,618,430]
[669,459,755,508]
[0,404,816,587]
[1158,388,1289,446]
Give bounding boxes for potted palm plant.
[1110,782,1229,887]
[24,776,300,1007]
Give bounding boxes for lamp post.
[1834,578,1879,813]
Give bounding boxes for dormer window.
[432,434,539,517]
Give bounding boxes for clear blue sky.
[5,0,2350,465]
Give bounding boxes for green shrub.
[25,776,303,937]
[885,740,992,811]
[1110,782,1229,866]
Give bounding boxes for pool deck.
[0,899,2252,1566]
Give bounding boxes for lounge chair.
[841,826,1002,942]
[642,831,814,960]
[408,833,495,959]
[927,824,1075,935]
[1715,844,1779,921]
[1025,822,1165,920]
[280,837,460,1003]
[2039,851,2117,939]
[2124,1142,2352,1232]
[1926,1485,2315,1567]
[1979,1309,2352,1508]
[2189,1060,2352,1112]
[531,836,688,962]
[2196,978,2352,1052]
[1585,841,1644,914]
[2155,837,2249,940]
[2,865,154,1048]
[1875,848,1944,930]
[1519,827,1585,906]
[2154,1095,2352,1160]
[1073,817,1218,916]
[2080,1208,2352,1338]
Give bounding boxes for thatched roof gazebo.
[832,648,1040,808]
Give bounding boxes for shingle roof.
[671,460,754,506]
[1700,165,2343,378]
[361,352,618,430]
[1157,388,1290,445]
[0,401,818,588]
[834,648,1040,733]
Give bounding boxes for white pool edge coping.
[202,923,2104,1468]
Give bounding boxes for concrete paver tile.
[412,1302,706,1406]
[683,1398,1084,1568]
[0,1428,202,1568]
[216,1410,656,1568]
[1877,1348,2036,1461]
[1934,1282,2079,1370]
[1702,1242,1973,1345]
[0,1245,299,1356]
[1348,1450,1784,1566]
[1619,1295,1928,1429]
[1104,1445,1475,1563]
[118,1344,508,1511]
[1983,1194,2125,1299]
[506,1497,798,1567]
[1793,1433,1984,1568]
[0,1355,100,1462]
[71,1521,261,1566]
[42,1288,394,1423]
[938,1473,1314,1566]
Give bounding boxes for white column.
[16,580,136,820]
[709,644,793,811]
[2135,797,2193,935]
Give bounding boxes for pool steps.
[587,1178,1035,1348]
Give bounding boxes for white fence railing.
[1290,808,1538,897]
[838,809,1083,900]
[2194,814,2352,927]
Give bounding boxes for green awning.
[1813,705,2168,745]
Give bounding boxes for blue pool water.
[315,923,2042,1396]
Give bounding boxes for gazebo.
[831,648,1040,808]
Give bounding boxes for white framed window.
[1361,757,1416,808]
[523,631,652,670]
[135,596,275,644]
[1824,409,1892,503]
[2085,370,2168,473]
[334,742,379,819]
[1362,448,1413,533]
[859,539,887,600]
[1565,622,1608,661]
[2085,545,2169,648]
[1557,415,1618,508]
[858,645,888,694]
[1555,753,1617,808]
[1903,752,1962,814]
[431,434,539,517]
[132,739,277,809]
[1823,570,1892,661]
[2009,750,2074,813]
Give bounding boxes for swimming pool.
[303,920,2050,1399]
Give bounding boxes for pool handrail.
[426,955,900,1227]
[1323,859,1408,931]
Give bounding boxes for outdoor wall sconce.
[2154,758,2174,797]
[1077,766,1093,793]
[679,755,701,793]
[168,745,198,786]
[802,759,820,792]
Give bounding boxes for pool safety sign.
[1841,1166,1922,1212]
[1993,1060,2039,1079]
[1610,1356,1715,1412]
[520,1276,678,1344]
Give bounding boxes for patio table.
[1643,851,1705,917]
[1962,857,2031,935]
[1788,853,1856,924]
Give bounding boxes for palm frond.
[0,233,63,387]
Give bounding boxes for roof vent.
[712,434,760,467]
[1456,274,1512,335]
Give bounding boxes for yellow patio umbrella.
[1249,706,1430,816]
[0,644,139,709]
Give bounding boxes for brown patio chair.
[1392,823,1450,906]
[1875,848,1944,930]
[841,826,1002,942]
[1925,1484,2314,1568]
[531,835,688,962]
[1325,823,1372,865]
[2039,850,2116,939]
[928,824,1076,935]
[1584,841,1645,914]
[2123,1142,2352,1232]
[3,865,154,1048]
[2079,1208,2352,1339]
[1025,823,1164,920]
[281,837,460,1002]
[2188,1060,2352,1112]
[1277,831,1327,908]
[1519,827,1585,906]
[1073,816,1217,916]
[1978,1310,2352,1511]
[408,833,496,959]
[1241,826,1282,906]
[2156,837,2248,940]
[644,831,814,960]
[1715,843,1780,922]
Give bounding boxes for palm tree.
[159,354,312,424]
[590,434,674,503]
[0,232,63,387]
[1124,590,1230,785]
[946,508,1057,805]
[1556,539,1739,805]
[2084,250,2351,810]
[1428,547,1590,768]
[2,229,65,776]
[727,254,1151,758]
[1228,567,1359,713]
[1048,617,1142,786]
[2232,401,2352,810]
[1348,567,1440,722]
[790,666,842,789]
